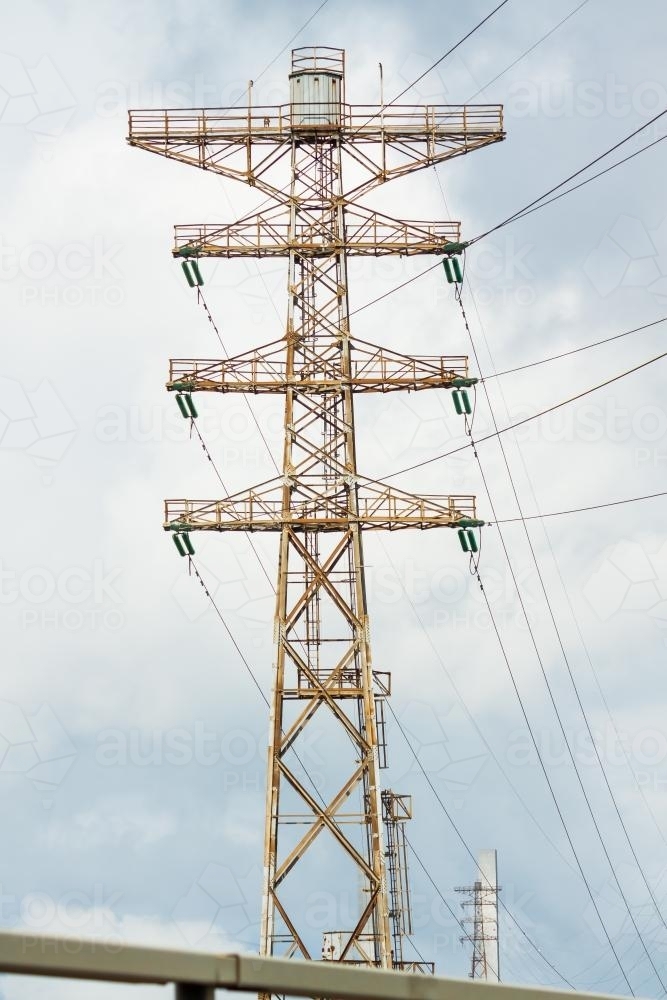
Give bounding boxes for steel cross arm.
[164,480,479,533]
[172,203,460,259]
[168,337,473,394]
[127,109,293,203]
[340,107,505,199]
[127,104,503,202]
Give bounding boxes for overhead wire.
[372,535,578,876]
[322,0,514,155]
[450,268,667,992]
[471,542,637,994]
[384,698,577,990]
[189,420,277,593]
[354,297,666,368]
[376,347,667,481]
[348,113,666,320]
[487,315,667,379]
[430,175,663,988]
[458,272,667,933]
[476,132,667,236]
[538,511,667,893]
[193,285,281,477]
[467,0,593,100]
[377,0,511,108]
[470,108,667,244]
[188,559,267,703]
[449,212,667,983]
[490,490,667,523]
[434,146,667,911]
[244,0,331,93]
[547,539,667,854]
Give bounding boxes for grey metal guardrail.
[0,930,634,1000]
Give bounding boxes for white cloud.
[39,799,177,850]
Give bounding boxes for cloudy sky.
[1,0,667,997]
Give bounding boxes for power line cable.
[472,557,636,994]
[348,122,666,320]
[538,513,667,866]
[415,207,654,989]
[384,699,578,989]
[545,536,667,854]
[193,285,281,476]
[460,284,667,877]
[338,0,512,147]
[480,133,667,234]
[491,490,667,523]
[189,558,268,707]
[379,347,667,480]
[470,108,667,244]
[467,0,592,99]
[190,419,277,591]
[487,316,667,378]
[246,0,331,92]
[451,233,667,980]
[355,301,666,375]
[382,1,511,107]
[374,535,578,876]
[453,278,667,993]
[436,177,667,866]
[349,262,440,317]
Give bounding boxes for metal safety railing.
[0,929,632,1000]
[164,487,477,532]
[128,103,503,140]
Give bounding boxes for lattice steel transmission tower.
[129,46,503,971]
[456,850,501,981]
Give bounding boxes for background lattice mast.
[457,850,501,981]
